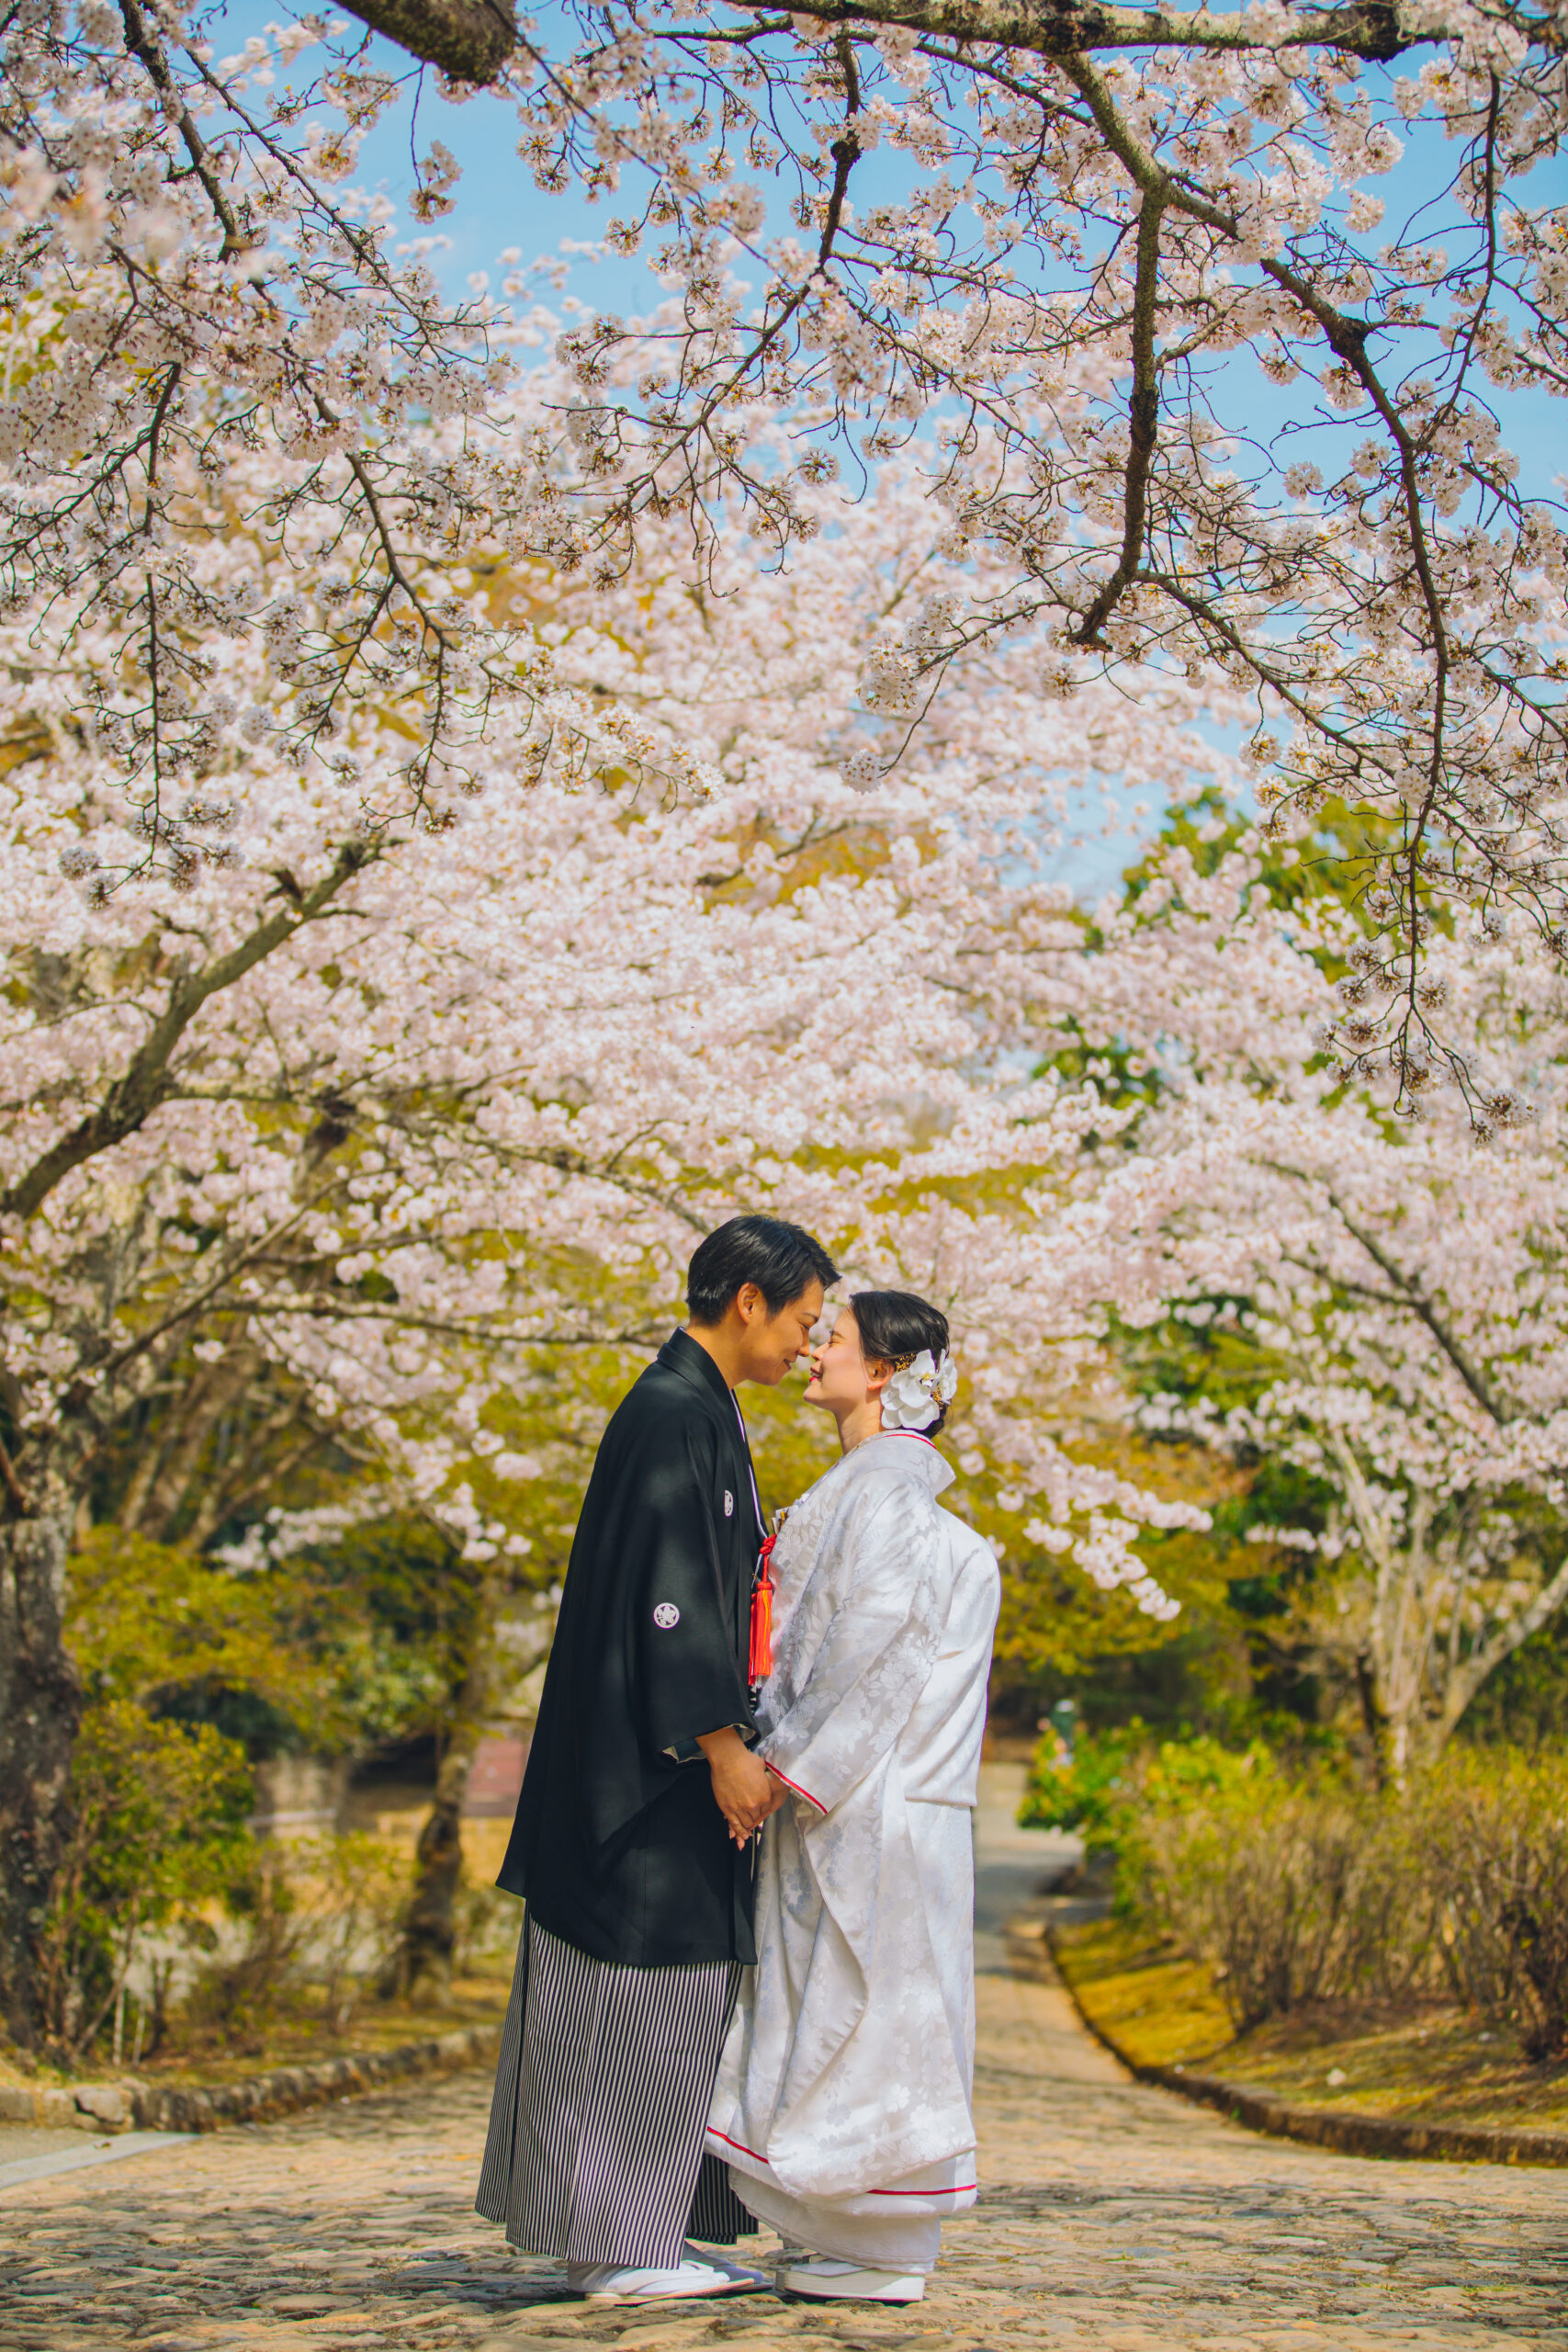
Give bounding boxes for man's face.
[736,1278,827,1387]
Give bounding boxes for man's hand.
[697,1726,775,1847]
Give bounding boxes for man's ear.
[734,1281,765,1325]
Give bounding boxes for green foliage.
[69,1526,322,1735]
[1021,1719,1280,1866]
[1081,1731,1568,2055]
[1426,1749,1568,2063]
[1137,1732,1280,1815]
[69,1516,510,1761]
[288,1513,473,1749]
[1008,789,1404,1745]
[38,1700,254,2064]
[1019,1720,1150,1852]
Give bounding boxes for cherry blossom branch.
[219,1299,671,1349]
[1072,174,1164,649]
[117,0,249,258]
[1441,1548,1568,1733]
[343,0,1565,82]
[66,1197,352,1399]
[185,1419,333,1554]
[337,0,518,82]
[1323,1193,1515,1426]
[595,107,863,567]
[1,842,377,1223]
[743,0,1562,65]
[1048,41,1496,1104]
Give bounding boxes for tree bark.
[337,0,516,82]
[0,1510,81,2047]
[398,1568,501,2003]
[399,1721,483,2005]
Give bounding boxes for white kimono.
[706,1431,1000,2272]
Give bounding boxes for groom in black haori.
[477,1216,836,2301]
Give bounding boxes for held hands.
[697,1726,789,1848]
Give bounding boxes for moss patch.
[1054,1917,1568,2133]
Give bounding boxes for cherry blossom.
[1059,828,1568,1766]
[0,2,1561,1118]
[0,454,1221,2032]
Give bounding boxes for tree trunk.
[0,1510,81,2047]
[398,1569,501,2004]
[399,1718,485,2006]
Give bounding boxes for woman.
[705,1290,1000,2304]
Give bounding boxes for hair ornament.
[881,1347,958,1432]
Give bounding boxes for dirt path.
[3,1770,1564,2350]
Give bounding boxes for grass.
[1053,1917,1568,2134]
[0,1967,514,2092]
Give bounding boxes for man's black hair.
[686,1216,838,1326]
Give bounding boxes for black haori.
[495,1329,765,1968]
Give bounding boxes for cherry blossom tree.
[0,1,1562,1125]
[0,458,1211,2038]
[1066,827,1568,1772]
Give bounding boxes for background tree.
[0,2,1561,1114]
[2,460,1218,2041]
[1066,806,1568,1773]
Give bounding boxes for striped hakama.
[476,1915,754,2270]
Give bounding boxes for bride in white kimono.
[706,1289,1000,2305]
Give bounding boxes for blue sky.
[202,5,1567,503]
[320,17,1562,480]
[202,6,1565,894]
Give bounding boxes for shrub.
[1018,1720,1148,1853]
[188,1833,406,2039]
[1134,1768,1438,2029]
[1089,1736,1568,2041]
[1422,1751,1568,2062]
[454,1875,517,1976]
[38,1702,417,2064]
[37,1699,255,2064]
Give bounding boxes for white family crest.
[652,1602,681,1630]
[724,1489,735,1517]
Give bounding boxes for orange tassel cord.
[749,1533,777,1684]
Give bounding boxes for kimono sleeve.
[629,1416,756,1759]
[758,1477,943,1817]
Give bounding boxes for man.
[476,1215,836,2301]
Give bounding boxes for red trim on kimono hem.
[764,1764,828,1815]
[708,2130,976,2201]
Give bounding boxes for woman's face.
[803,1305,874,1416]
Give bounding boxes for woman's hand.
[697,1726,776,1846]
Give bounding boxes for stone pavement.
[3,1770,1565,2351]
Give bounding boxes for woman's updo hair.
[849,1289,953,1435]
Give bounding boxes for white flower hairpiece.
[881,1347,958,1432]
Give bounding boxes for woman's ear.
[862,1355,894,1401]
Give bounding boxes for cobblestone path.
[4,1781,1565,2352]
